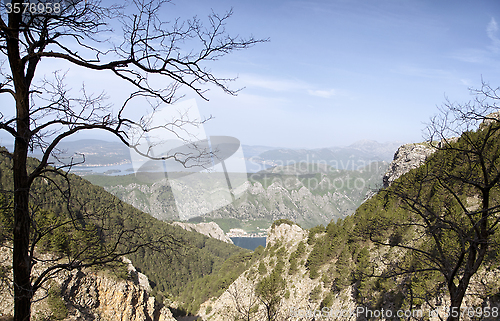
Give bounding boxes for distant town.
[226,228,267,238]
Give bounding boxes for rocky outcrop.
[97,162,388,228]
[172,222,233,244]
[0,247,176,321]
[265,222,308,247]
[200,223,317,321]
[383,143,436,188]
[199,223,359,321]
[122,257,152,292]
[58,268,175,321]
[479,111,500,130]
[198,223,500,321]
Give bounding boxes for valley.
[2,129,500,321]
[2,2,499,321]
[75,139,395,230]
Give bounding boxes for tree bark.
[13,99,33,321]
[9,6,33,317]
[12,88,33,321]
[447,290,466,321]
[13,136,32,321]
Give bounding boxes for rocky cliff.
[95,162,388,228]
[171,222,233,244]
[0,247,176,321]
[382,143,436,188]
[198,223,500,321]
[199,223,319,321]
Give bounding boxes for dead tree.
[365,81,500,321]
[0,1,265,320]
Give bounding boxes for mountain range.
[3,124,500,320]
[249,139,403,171]
[27,139,402,173]
[86,161,388,229]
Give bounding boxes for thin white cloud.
[239,74,307,92]
[452,18,500,64]
[450,48,489,64]
[460,78,471,86]
[237,74,338,99]
[450,17,500,64]
[393,65,452,79]
[487,17,500,53]
[307,89,336,98]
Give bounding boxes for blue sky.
[180,0,500,148]
[2,0,500,149]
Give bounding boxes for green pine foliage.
[0,149,244,302]
[302,121,500,311]
[47,284,68,320]
[258,262,267,275]
[270,219,298,229]
[178,249,260,314]
[255,267,286,321]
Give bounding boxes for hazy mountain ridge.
[25,139,401,170]
[87,161,388,228]
[31,139,131,167]
[252,140,403,170]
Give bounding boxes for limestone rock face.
[383,143,436,188]
[479,111,500,130]
[61,269,175,321]
[201,223,316,321]
[199,222,500,321]
[0,247,176,321]
[99,162,389,228]
[265,222,308,247]
[172,221,233,244]
[103,179,178,221]
[122,257,152,292]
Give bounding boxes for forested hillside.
[0,148,248,300]
[202,116,500,320]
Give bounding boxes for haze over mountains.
[87,161,388,228]
[248,139,403,171]
[25,138,401,228]
[28,139,403,174]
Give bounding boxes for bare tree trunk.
[13,116,33,321]
[11,31,33,318]
[446,252,483,321]
[0,3,265,321]
[447,293,466,321]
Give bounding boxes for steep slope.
[0,247,176,321]
[87,162,388,228]
[202,220,500,321]
[195,127,500,320]
[382,142,436,188]
[171,221,233,244]
[0,149,247,302]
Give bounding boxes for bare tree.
[0,0,265,320]
[227,275,261,321]
[365,81,500,321]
